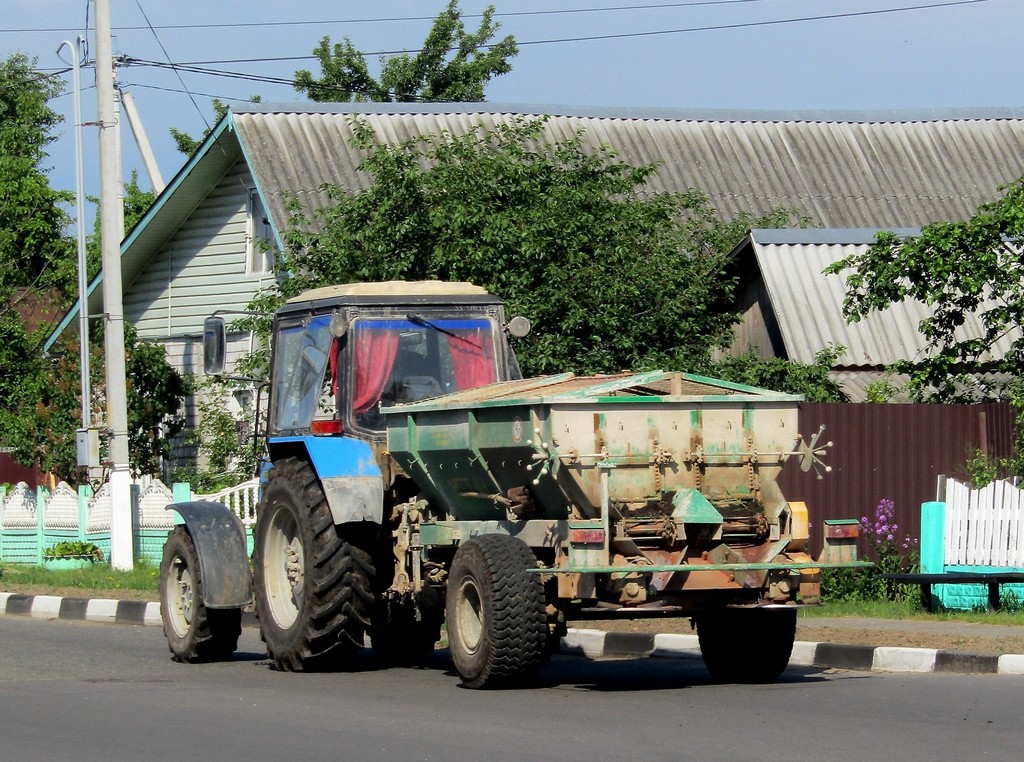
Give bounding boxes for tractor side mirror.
[203,316,226,376]
[506,316,531,338]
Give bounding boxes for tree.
[293,1,517,103]
[0,53,73,294]
[711,347,848,402]
[825,177,1024,404]
[0,52,74,468]
[84,171,154,273]
[4,325,187,483]
[274,116,804,377]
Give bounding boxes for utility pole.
[95,0,133,570]
[119,87,165,194]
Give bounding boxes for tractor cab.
[204,281,528,442]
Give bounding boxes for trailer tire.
[253,457,375,671]
[160,527,241,662]
[446,534,548,689]
[697,607,796,683]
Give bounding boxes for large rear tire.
[160,527,241,662]
[446,534,548,689]
[253,457,375,671]
[697,607,797,683]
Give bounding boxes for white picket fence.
[193,478,260,528]
[944,477,1024,567]
[0,477,261,564]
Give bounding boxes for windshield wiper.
[406,313,481,347]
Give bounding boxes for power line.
[507,0,987,48]
[26,0,991,104]
[120,81,256,102]
[131,0,209,130]
[122,57,431,102]
[124,0,989,69]
[2,2,767,34]
[5,0,990,38]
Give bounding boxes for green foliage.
[123,325,188,477]
[43,541,104,561]
[1,124,177,483]
[0,53,74,294]
[84,171,155,274]
[174,376,259,492]
[825,177,1024,404]
[822,498,920,604]
[0,53,75,458]
[710,346,848,401]
[276,116,804,377]
[2,325,186,483]
[959,447,1020,488]
[293,1,517,102]
[863,376,903,403]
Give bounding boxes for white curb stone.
[789,640,820,667]
[85,598,120,623]
[873,646,938,673]
[997,654,1024,675]
[30,595,63,619]
[560,629,607,658]
[652,632,701,657]
[143,601,162,626]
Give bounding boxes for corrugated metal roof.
[745,229,1022,368]
[48,102,1024,350]
[230,103,1024,235]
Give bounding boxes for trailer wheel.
[697,607,796,683]
[446,534,548,689]
[160,527,241,662]
[253,457,375,671]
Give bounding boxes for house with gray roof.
[727,229,1021,402]
[46,102,1024,414]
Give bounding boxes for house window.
[246,188,275,275]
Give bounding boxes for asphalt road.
[0,616,1019,762]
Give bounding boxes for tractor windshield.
[271,315,334,433]
[349,316,498,431]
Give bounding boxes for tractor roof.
[279,281,501,314]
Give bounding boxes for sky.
[3,0,1023,215]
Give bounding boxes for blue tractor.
[160,282,529,673]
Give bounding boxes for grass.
[3,564,1024,626]
[803,598,1024,626]
[0,561,160,593]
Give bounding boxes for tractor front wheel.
[160,527,241,662]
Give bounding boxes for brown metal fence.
[0,452,40,490]
[776,402,1018,557]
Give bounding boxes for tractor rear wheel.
[446,534,548,689]
[697,607,797,683]
[160,527,241,662]
[253,457,375,671]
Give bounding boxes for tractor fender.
[166,501,253,609]
[269,435,384,526]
